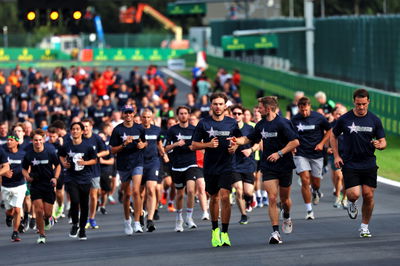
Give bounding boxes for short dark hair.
[47,127,58,134]
[230,104,244,113]
[258,96,278,111]
[51,120,66,130]
[31,128,46,138]
[210,92,228,103]
[176,106,191,115]
[297,96,311,106]
[82,118,94,126]
[353,88,369,100]
[70,122,84,131]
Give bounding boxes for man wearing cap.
[1,134,21,241]
[110,105,147,235]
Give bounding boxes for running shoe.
[262,196,269,206]
[305,211,315,220]
[134,222,143,233]
[6,215,13,227]
[69,224,79,238]
[100,206,108,215]
[245,201,253,213]
[146,220,156,232]
[211,228,222,247]
[118,190,123,204]
[139,215,145,229]
[229,192,235,205]
[312,190,320,205]
[124,219,133,236]
[29,217,36,230]
[154,210,160,221]
[44,217,54,231]
[22,215,29,231]
[37,235,46,244]
[54,205,64,219]
[256,197,263,208]
[78,229,87,241]
[108,195,116,205]
[347,201,358,219]
[185,217,197,229]
[18,223,25,233]
[11,231,21,242]
[167,203,176,213]
[239,214,248,225]
[282,218,293,234]
[220,232,231,246]
[175,219,184,232]
[85,219,99,229]
[359,227,372,238]
[342,198,349,209]
[269,231,283,244]
[201,211,210,221]
[160,192,167,206]
[333,197,342,208]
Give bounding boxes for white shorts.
[1,184,27,210]
[293,156,324,179]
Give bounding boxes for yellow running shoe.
[211,228,222,247]
[221,232,231,247]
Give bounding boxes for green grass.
[177,68,399,181]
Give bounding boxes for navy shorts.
[342,166,378,189]
[172,167,203,190]
[261,169,293,188]
[232,172,254,185]
[204,172,233,195]
[142,161,160,184]
[30,185,56,204]
[118,166,144,183]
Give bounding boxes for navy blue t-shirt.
[109,123,146,171]
[144,125,161,165]
[22,147,60,188]
[58,138,97,184]
[234,123,256,173]
[88,106,107,129]
[100,146,114,174]
[2,147,26,188]
[192,116,242,175]
[16,110,34,122]
[247,116,298,172]
[330,120,344,156]
[333,110,385,169]
[291,111,331,159]
[84,133,107,178]
[167,124,197,169]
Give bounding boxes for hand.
[208,137,219,148]
[137,140,146,149]
[228,143,238,154]
[50,178,57,187]
[371,139,382,150]
[63,161,71,169]
[267,152,280,163]
[77,159,85,166]
[26,175,33,183]
[227,137,237,146]
[314,143,324,151]
[4,170,13,178]
[176,139,186,147]
[162,153,170,163]
[124,136,134,146]
[241,148,252,157]
[327,147,333,154]
[334,156,344,169]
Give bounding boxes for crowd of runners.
[0,64,386,246]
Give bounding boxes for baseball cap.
[121,105,135,113]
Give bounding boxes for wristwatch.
[122,142,127,148]
[278,150,284,158]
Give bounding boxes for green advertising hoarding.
[92,48,193,61]
[167,3,206,15]
[221,35,278,51]
[0,48,70,61]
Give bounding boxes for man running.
[165,106,201,232]
[291,96,331,220]
[110,105,147,235]
[192,92,242,247]
[331,89,386,238]
[232,96,299,244]
[22,129,61,244]
[59,122,97,241]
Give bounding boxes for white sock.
[125,217,131,223]
[134,221,140,226]
[256,190,262,197]
[361,223,368,230]
[176,209,183,220]
[305,203,312,212]
[186,208,193,219]
[262,190,268,198]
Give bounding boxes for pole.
[289,0,294,17]
[321,0,325,17]
[3,26,8,48]
[304,0,314,76]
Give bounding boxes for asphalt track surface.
[0,68,399,265]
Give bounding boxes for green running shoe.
[37,235,46,244]
[211,228,222,247]
[220,232,231,247]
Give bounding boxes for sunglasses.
[232,112,243,116]
[124,111,134,114]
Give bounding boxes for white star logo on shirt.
[207,127,217,138]
[176,133,183,140]
[348,122,358,133]
[121,132,128,141]
[261,129,268,139]
[32,158,40,166]
[297,123,305,132]
[67,150,75,158]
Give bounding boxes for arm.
[267,139,300,162]
[241,142,260,158]
[97,150,110,158]
[22,168,33,183]
[77,158,97,166]
[99,157,115,165]
[0,163,10,176]
[111,136,134,154]
[165,139,186,152]
[157,140,169,163]
[59,156,71,169]
[191,138,219,151]
[372,137,386,151]
[51,164,61,187]
[330,133,343,169]
[315,129,332,151]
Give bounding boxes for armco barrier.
[183,54,400,136]
[0,48,70,61]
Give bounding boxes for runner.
[82,118,109,230]
[59,122,97,241]
[192,92,242,247]
[22,129,61,244]
[232,96,299,244]
[165,106,200,232]
[291,96,332,220]
[331,89,386,238]
[110,105,147,235]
